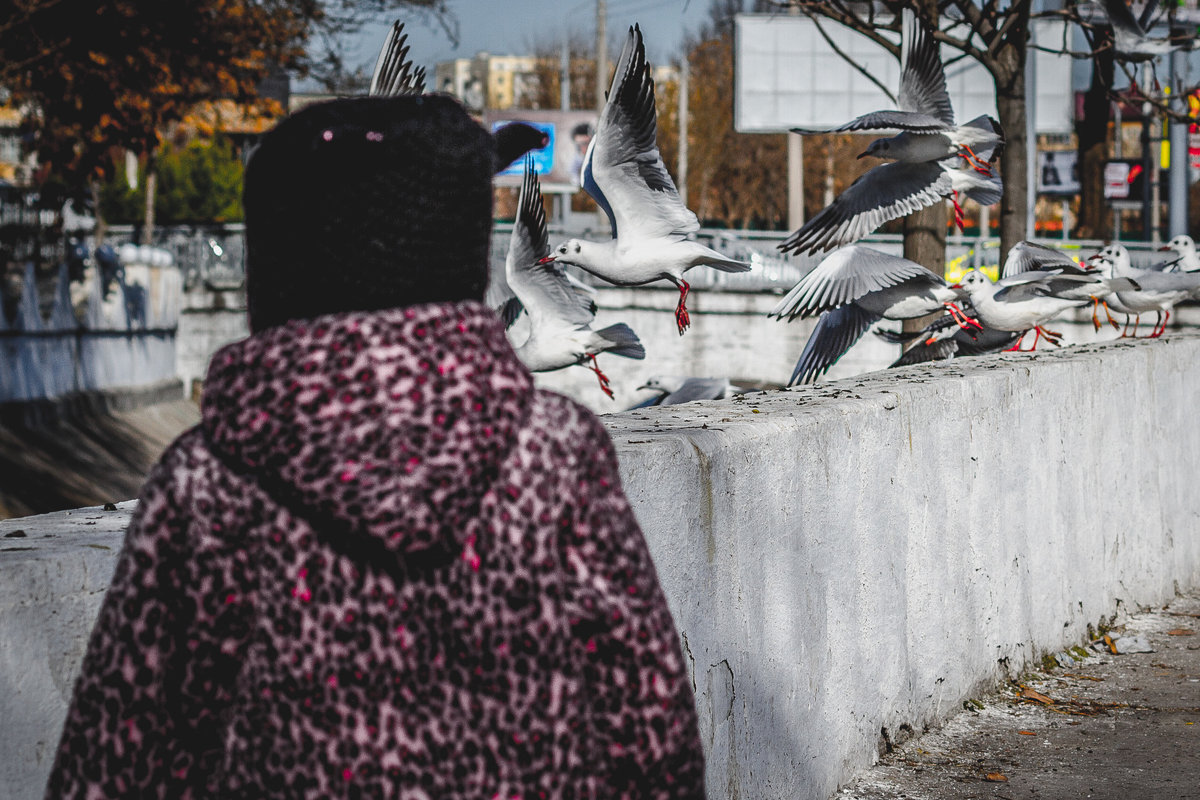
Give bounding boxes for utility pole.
[1168,45,1189,238]
[596,0,607,112]
[678,58,689,207]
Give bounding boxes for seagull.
[504,159,645,399]
[636,376,745,406]
[794,8,1003,174]
[954,268,1093,351]
[1096,0,1191,61]
[369,21,426,96]
[540,24,750,336]
[768,245,978,385]
[1089,243,1200,337]
[1001,240,1140,330]
[778,158,1002,256]
[1159,234,1200,271]
[879,310,1020,367]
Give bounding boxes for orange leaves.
[1016,685,1055,705]
[1167,628,1195,636]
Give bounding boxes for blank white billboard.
[734,14,1074,135]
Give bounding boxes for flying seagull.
[540,24,750,336]
[769,245,978,385]
[778,158,1002,256]
[369,21,426,96]
[793,8,1003,174]
[505,159,645,399]
[1096,0,1192,61]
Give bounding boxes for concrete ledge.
[4,336,1200,798]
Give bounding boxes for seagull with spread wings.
[368,21,426,96]
[796,8,1002,174]
[540,24,750,336]
[505,159,645,399]
[769,245,978,385]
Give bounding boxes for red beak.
[1159,245,1172,251]
[949,283,963,289]
[536,255,556,264]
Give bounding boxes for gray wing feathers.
[507,162,596,326]
[1002,241,1080,279]
[779,161,952,256]
[899,7,954,126]
[369,21,426,97]
[789,303,881,385]
[771,246,936,320]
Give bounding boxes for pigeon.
[768,245,978,385]
[795,8,1002,175]
[1096,0,1191,61]
[778,158,1002,256]
[369,21,426,97]
[1001,240,1140,330]
[540,25,750,336]
[953,268,1093,351]
[503,159,645,399]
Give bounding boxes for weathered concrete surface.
[0,503,133,797]
[609,332,1200,799]
[838,589,1200,799]
[3,334,1200,799]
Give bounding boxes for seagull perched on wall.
[1159,234,1200,271]
[1089,243,1200,337]
[368,21,426,96]
[795,8,1003,175]
[1001,240,1140,331]
[769,245,979,385]
[504,159,645,399]
[539,24,750,336]
[635,376,745,406]
[954,268,1095,351]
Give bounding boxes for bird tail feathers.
[595,323,646,359]
[702,257,752,273]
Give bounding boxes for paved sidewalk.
[839,590,1200,799]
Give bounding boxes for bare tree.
[777,0,1041,261]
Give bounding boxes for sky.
[336,0,715,84]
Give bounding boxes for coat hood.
[201,301,533,558]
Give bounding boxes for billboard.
[484,109,600,192]
[733,14,1074,135]
[1038,150,1080,195]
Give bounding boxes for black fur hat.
[243,94,545,332]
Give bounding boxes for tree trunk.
[995,75,1028,261]
[90,181,107,248]
[901,202,949,334]
[142,154,157,246]
[1075,30,1114,239]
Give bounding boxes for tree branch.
[804,9,898,103]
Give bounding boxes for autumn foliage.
[0,0,314,186]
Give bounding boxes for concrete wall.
[3,335,1200,798]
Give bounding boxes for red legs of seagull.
[959,144,994,175]
[1091,298,1121,332]
[1148,309,1171,338]
[943,302,983,331]
[1003,330,1030,352]
[585,354,614,400]
[951,191,966,232]
[673,279,691,336]
[1036,326,1063,347]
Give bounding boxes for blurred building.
[435,53,540,112]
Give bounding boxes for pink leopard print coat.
[46,301,705,799]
